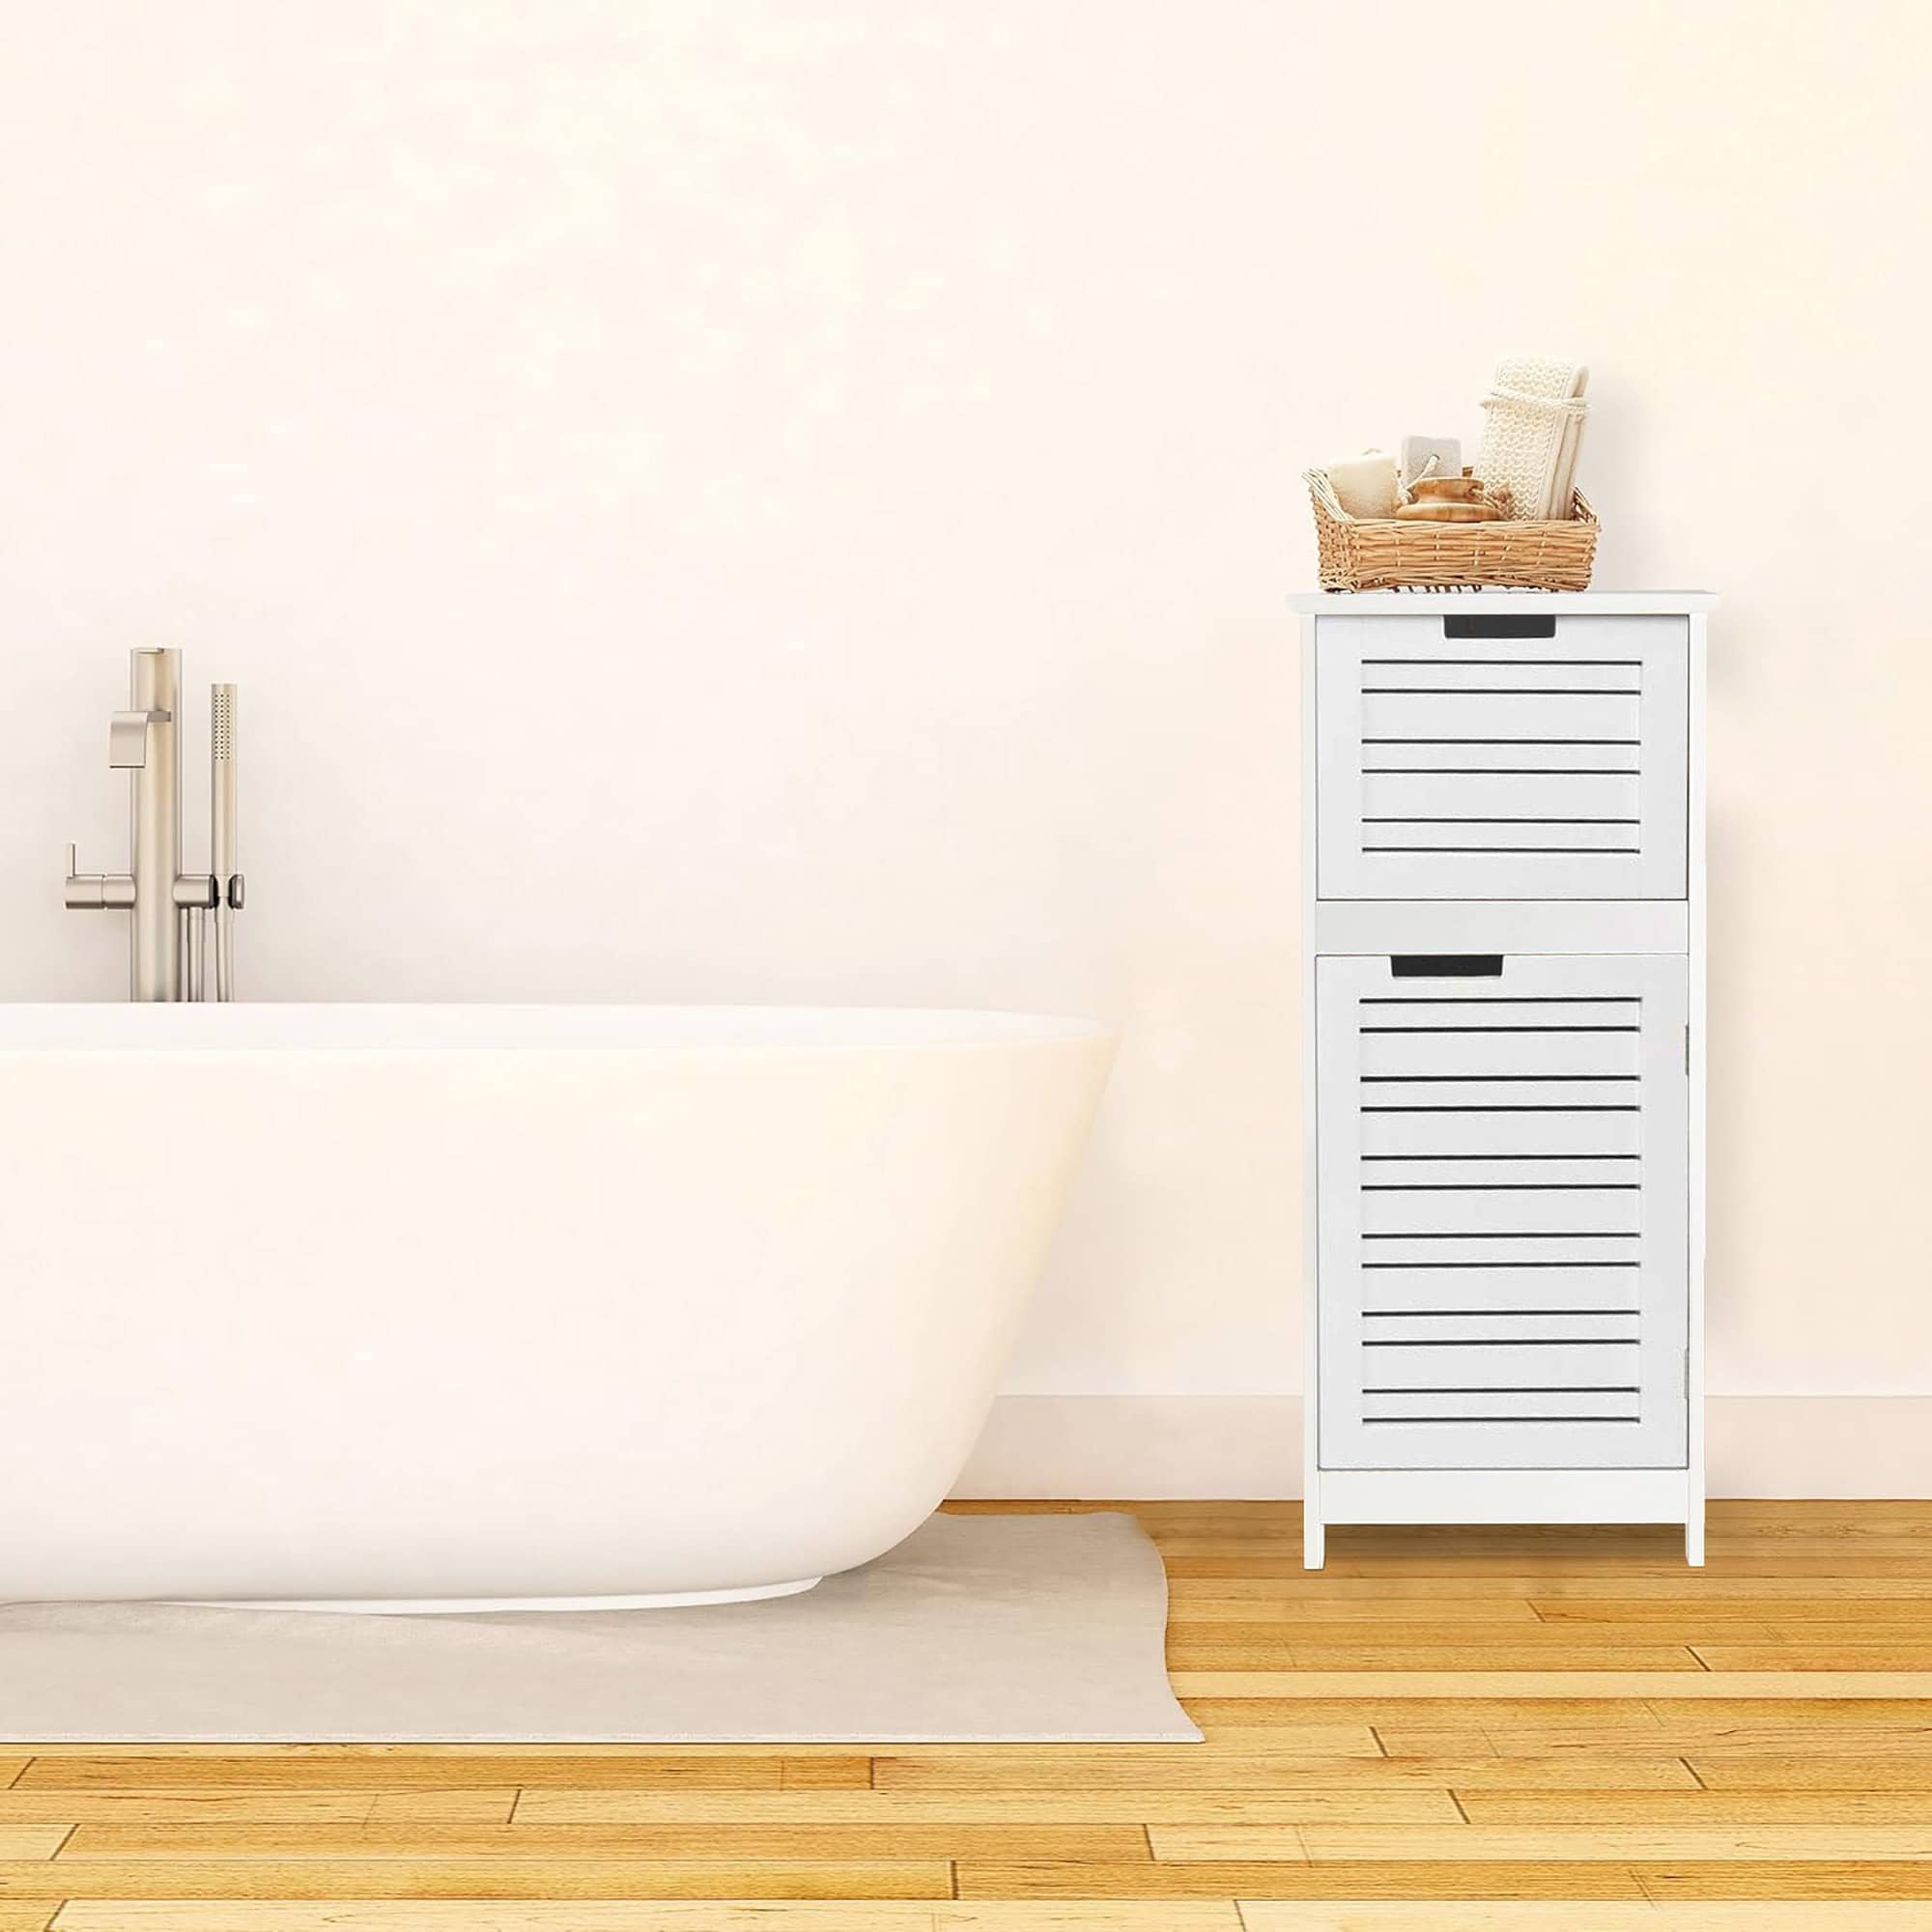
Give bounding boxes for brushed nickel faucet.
[65,648,244,1002]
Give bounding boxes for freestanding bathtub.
[0,1004,1111,1610]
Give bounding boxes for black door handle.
[1442,614,1557,639]
[1391,954,1504,979]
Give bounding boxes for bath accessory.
[1399,435,1462,494]
[64,648,243,1002]
[1322,449,1401,520]
[1289,588,1713,1568]
[0,1514,1196,1742]
[1306,466,1598,590]
[1393,476,1502,523]
[0,1002,1111,1608]
[211,681,241,1002]
[1475,355,1590,522]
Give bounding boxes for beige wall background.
[5,0,1927,1491]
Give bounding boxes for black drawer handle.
[1391,954,1504,979]
[1443,614,1557,639]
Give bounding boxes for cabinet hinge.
[1684,1023,1691,1075]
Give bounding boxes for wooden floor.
[2,1501,1930,1930]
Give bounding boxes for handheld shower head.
[210,683,240,999]
[211,684,237,885]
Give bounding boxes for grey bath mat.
[0,1511,1199,1743]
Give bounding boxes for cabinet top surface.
[1287,589,1717,615]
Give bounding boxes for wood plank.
[1370,1722,1704,1757]
[1396,1716,1673,1747]
[1682,1503,1932,1533]
[1237,1909,1932,1930]
[1174,1619,1769,1647]
[0,1787,519,1825]
[510,1787,1464,1825]
[0,1856,951,1900]
[1170,1671,1932,1699]
[925,1914,1249,1930]
[1320,1533,1932,1554]
[1167,1597,1545,1624]
[0,1837,64,1861]
[1170,1643,1705,1671]
[1535,1600,1932,1625]
[1184,1694,1932,1733]
[58,1819,1148,1861]
[0,1910,58,1932]
[1693,1646,1932,1671]
[876,1751,1699,1791]
[8,1744,861,1758]
[1498,1728,1932,1759]
[955,1858,1650,1898]
[1656,1730,1932,1757]
[0,1791,361,1825]
[12,1756,866,1792]
[1645,1698,1932,1724]
[1156,1823,1932,1861]
[1692,1756,1932,1791]
[1462,1790,1932,1824]
[44,1910,945,1932]
[1197,1696,1680,1726]
[1151,1523,1690,1551]
[1192,1576,1932,1601]
[1634,1861,1932,1899]
[1744,1623,1932,1642]
[1334,1558,1932,1580]
[8,1745,867,1761]
[46,1906,1246,1931]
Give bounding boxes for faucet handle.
[65,843,134,911]
[109,708,169,770]
[65,840,103,909]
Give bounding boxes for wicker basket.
[1306,469,1598,592]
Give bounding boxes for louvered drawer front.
[1316,952,1689,1470]
[1315,614,1689,899]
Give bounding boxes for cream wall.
[4,1,1928,1492]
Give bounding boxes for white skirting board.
[953,1395,1932,1500]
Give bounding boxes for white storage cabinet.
[1292,590,1713,1568]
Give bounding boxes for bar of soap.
[1324,450,1400,520]
[1400,435,1463,492]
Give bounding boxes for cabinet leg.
[1685,1512,1705,1568]
[1302,1510,1325,1571]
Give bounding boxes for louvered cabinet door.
[1315,615,1689,899]
[1316,952,1689,1471]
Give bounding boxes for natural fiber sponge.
[1324,450,1401,520]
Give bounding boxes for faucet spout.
[109,709,169,770]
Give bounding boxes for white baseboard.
[952,1395,1932,1499]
